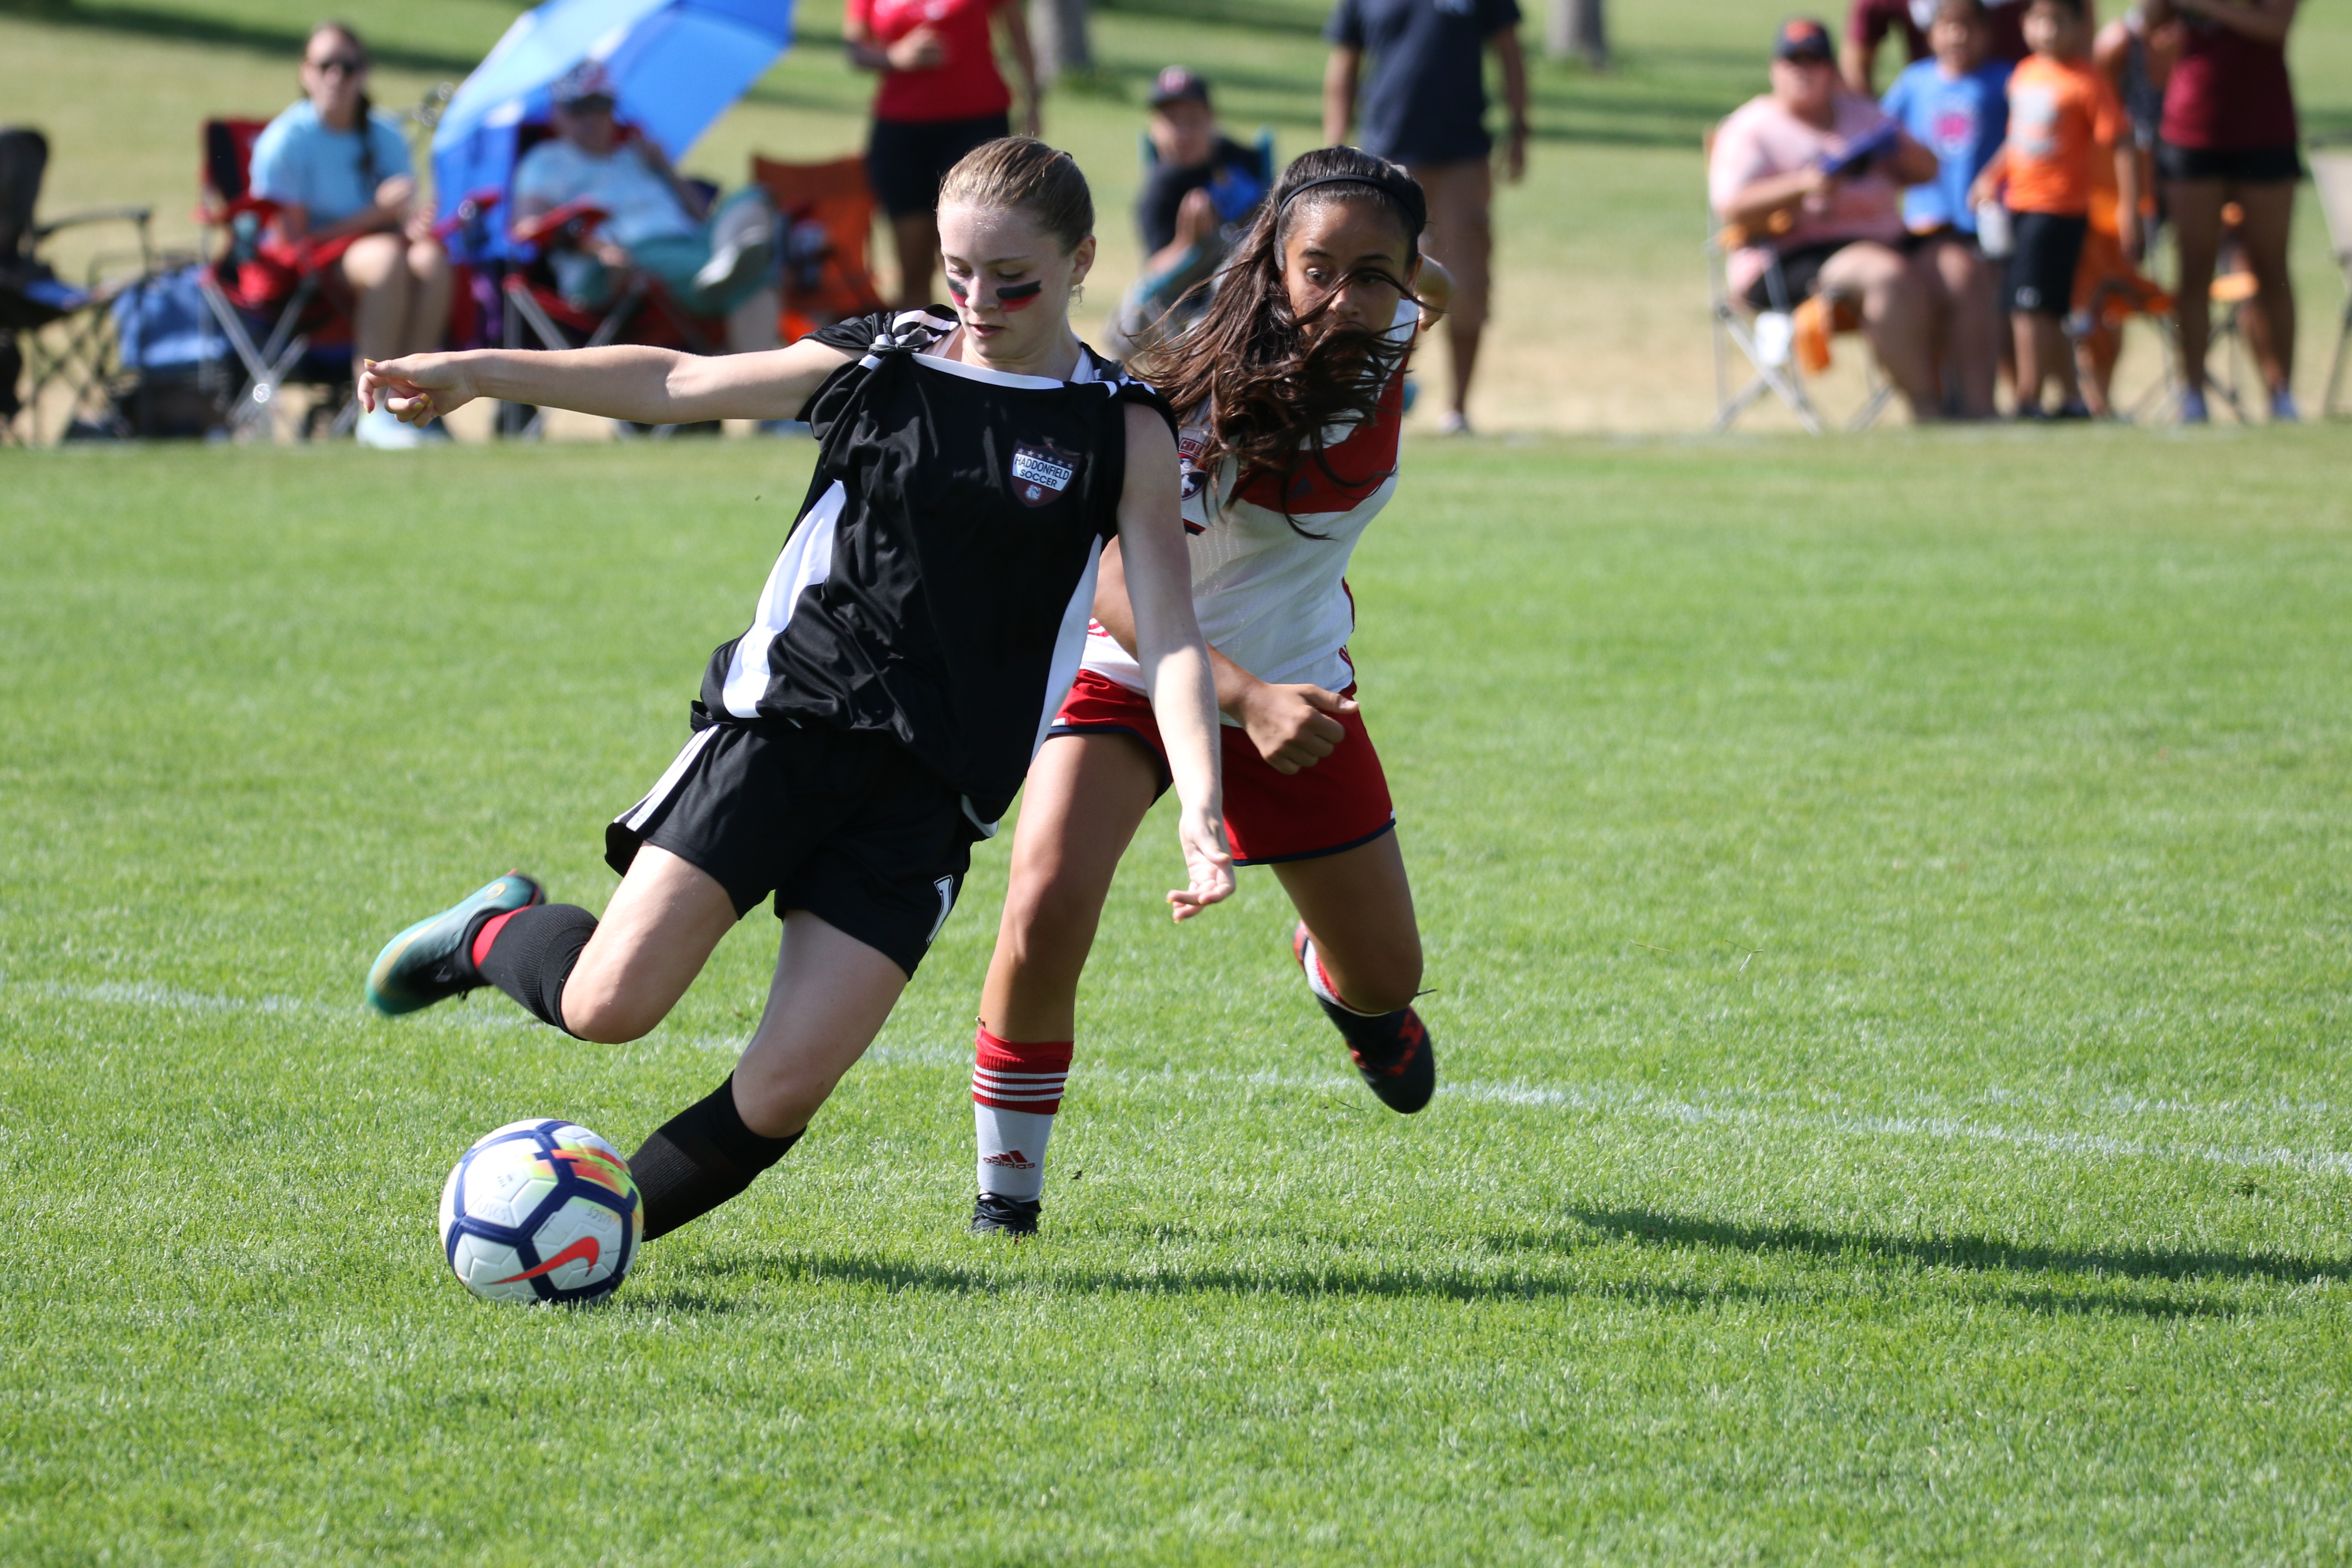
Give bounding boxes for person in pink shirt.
[1710,17,1956,418]
[846,0,1041,308]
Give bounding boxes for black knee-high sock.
[475,903,597,1035]
[628,1073,802,1241]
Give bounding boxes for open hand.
[1167,804,1236,922]
[359,352,476,426]
[1235,682,1353,775]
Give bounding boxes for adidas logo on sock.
[981,1149,1037,1170]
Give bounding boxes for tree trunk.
[1028,0,1092,86]
[1545,0,1607,68]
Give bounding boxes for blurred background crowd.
[1,0,2341,443]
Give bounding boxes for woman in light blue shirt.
[249,22,452,446]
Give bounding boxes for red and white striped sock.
[972,1027,1072,1204]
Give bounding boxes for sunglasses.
[311,55,368,76]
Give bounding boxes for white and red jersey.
[1081,299,1420,718]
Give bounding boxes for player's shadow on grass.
[1566,1208,2348,1291]
[678,1248,1809,1311]
[668,1247,2229,1320]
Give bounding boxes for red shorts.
[1049,670,1396,866]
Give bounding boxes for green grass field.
[7,427,2352,1562]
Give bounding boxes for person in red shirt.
[2144,0,2303,421]
[1970,0,2135,416]
[845,0,1041,309]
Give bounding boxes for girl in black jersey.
[356,139,1232,1246]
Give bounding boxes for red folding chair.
[197,117,364,439]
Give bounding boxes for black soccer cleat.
[366,870,545,1016]
[969,1192,1041,1237]
[1294,922,1437,1114]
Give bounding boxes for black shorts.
[1742,239,1845,312]
[2156,142,2302,184]
[867,113,1012,219]
[2005,211,2088,316]
[606,715,974,978]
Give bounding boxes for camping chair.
[0,126,156,444]
[749,154,885,343]
[1703,131,1892,435]
[2307,142,2352,419]
[197,117,364,439]
[494,122,729,439]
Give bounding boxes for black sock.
[475,903,597,1035]
[628,1073,803,1241]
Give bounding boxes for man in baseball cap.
[1107,67,1272,355]
[1773,16,1836,62]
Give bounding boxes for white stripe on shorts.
[617,725,720,835]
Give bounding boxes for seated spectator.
[1845,0,2028,94]
[514,65,778,355]
[1106,67,1270,356]
[1710,17,1949,420]
[1969,0,2135,417]
[1881,0,2009,416]
[251,22,452,448]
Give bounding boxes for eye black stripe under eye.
[995,279,1044,301]
[945,277,970,298]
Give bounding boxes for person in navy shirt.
[1323,0,1526,435]
[1881,0,2008,416]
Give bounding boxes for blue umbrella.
[432,0,795,262]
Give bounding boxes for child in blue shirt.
[1881,0,2012,237]
[1879,0,2008,416]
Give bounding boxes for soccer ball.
[438,1119,643,1304]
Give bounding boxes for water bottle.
[1975,200,2012,259]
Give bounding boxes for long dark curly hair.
[1132,147,1426,536]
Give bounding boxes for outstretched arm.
[358,338,856,427]
[1113,404,1234,919]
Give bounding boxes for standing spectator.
[514,66,780,354]
[2075,1,2184,414]
[1323,0,1528,435]
[250,21,451,448]
[1969,0,2135,416]
[1881,0,2010,415]
[845,0,1041,309]
[1845,0,2029,94]
[1106,67,1270,355]
[2144,0,2302,422]
[1711,18,1948,420]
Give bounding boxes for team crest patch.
[1011,439,1079,507]
[1177,430,1210,502]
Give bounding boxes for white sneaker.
[1437,409,1473,436]
[356,406,423,450]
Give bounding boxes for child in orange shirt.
[1968,0,2137,417]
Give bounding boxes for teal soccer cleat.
[366,871,545,1016]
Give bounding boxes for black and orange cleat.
[1293,922,1436,1114]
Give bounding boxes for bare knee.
[555,959,666,1043]
[407,236,450,284]
[1321,931,1423,1014]
[998,869,1106,983]
[341,233,404,292]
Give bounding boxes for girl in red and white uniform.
[967,146,1450,1235]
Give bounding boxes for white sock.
[973,1027,1071,1204]
[1300,933,1381,1017]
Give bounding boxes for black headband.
[1276,170,1427,239]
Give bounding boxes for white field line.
[12,979,2352,1179]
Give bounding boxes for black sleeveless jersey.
[701,309,1176,831]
